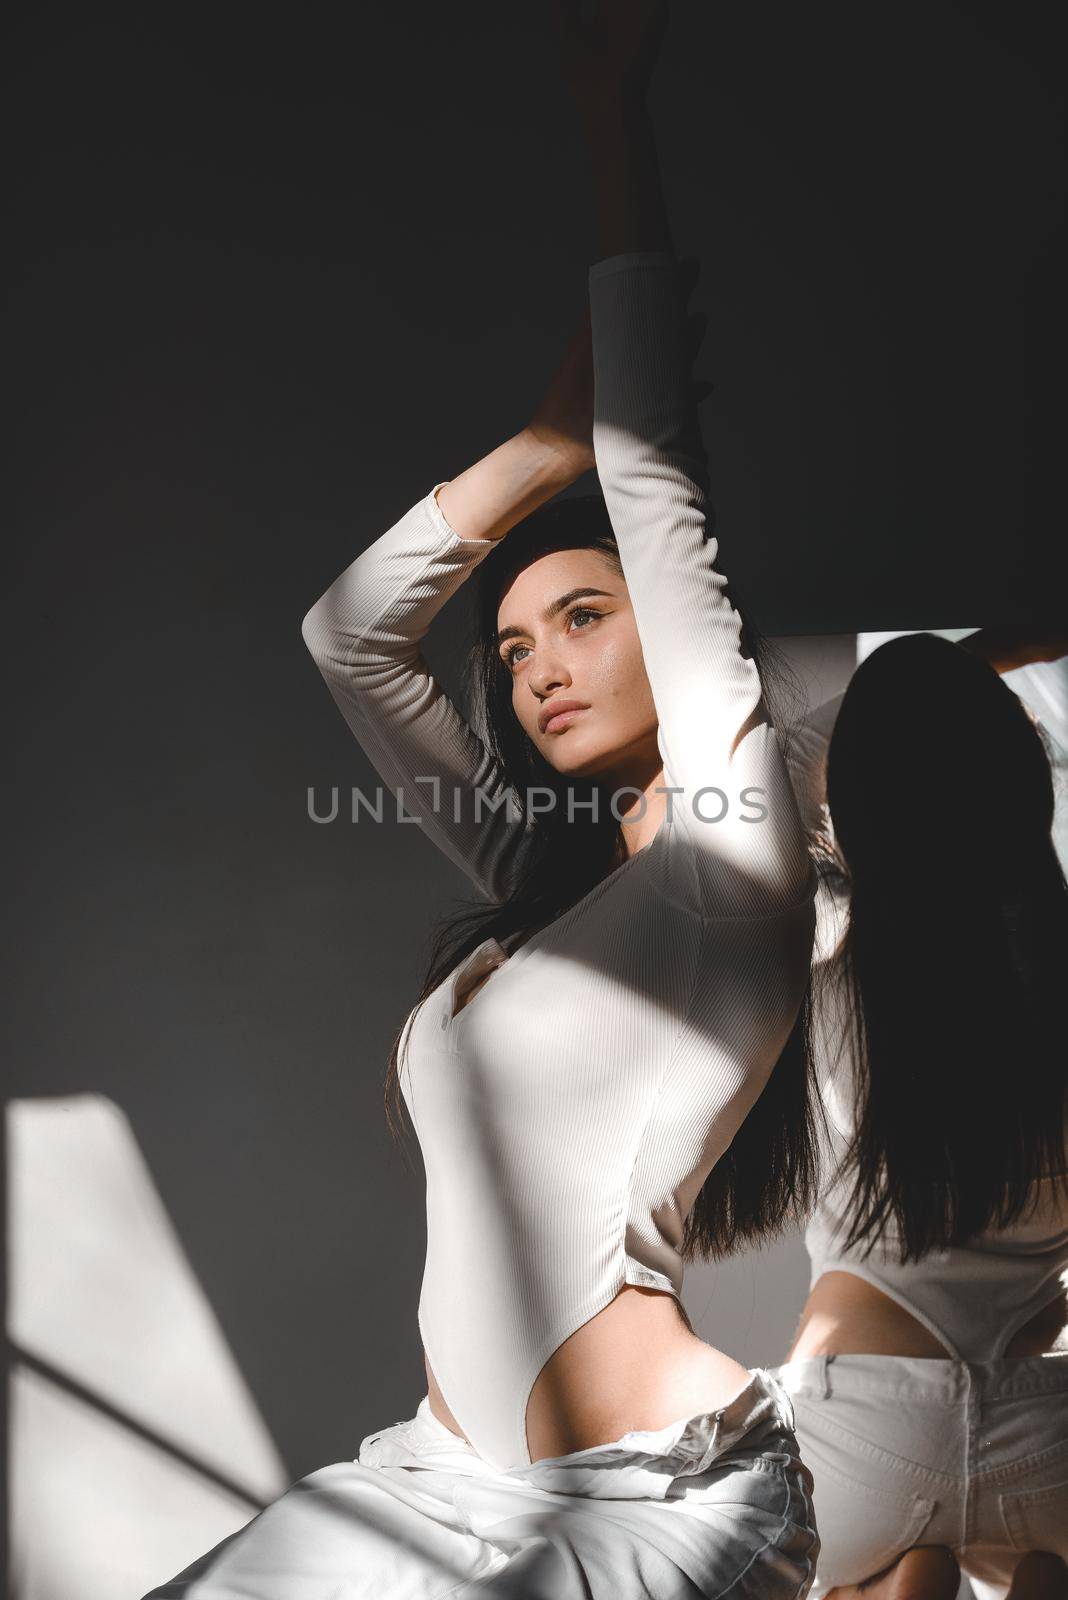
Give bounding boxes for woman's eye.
[501,607,601,670]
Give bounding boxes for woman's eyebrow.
[497,588,615,645]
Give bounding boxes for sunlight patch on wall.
[8,1094,291,1599]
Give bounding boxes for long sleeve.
[785,691,846,851]
[781,689,852,969]
[589,251,815,919]
[301,483,537,903]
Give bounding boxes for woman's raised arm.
[555,0,814,918]
[301,430,582,903]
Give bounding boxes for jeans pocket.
[791,1408,937,1589]
[1000,1473,1068,1554]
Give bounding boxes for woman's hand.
[525,308,597,476]
[548,0,675,259]
[525,280,713,479]
[548,0,671,126]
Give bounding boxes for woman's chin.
[552,746,615,782]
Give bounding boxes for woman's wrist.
[520,422,595,481]
[581,97,674,258]
[577,88,649,148]
[435,430,587,545]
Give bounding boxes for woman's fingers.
[547,0,671,108]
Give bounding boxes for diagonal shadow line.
[9,1341,271,1512]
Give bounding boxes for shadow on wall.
[7,1094,290,1600]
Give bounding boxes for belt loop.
[819,1354,833,1398]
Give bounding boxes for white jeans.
[770,1352,1068,1599]
[142,1368,818,1600]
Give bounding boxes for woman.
[770,628,1068,1600]
[143,3,824,1595]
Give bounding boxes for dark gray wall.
[5,5,1064,1483]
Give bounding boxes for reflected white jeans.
[142,1367,818,1600]
[770,1352,1068,1600]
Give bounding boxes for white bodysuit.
[301,253,817,1472]
[785,686,1068,1361]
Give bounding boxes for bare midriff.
[786,1270,1068,1362]
[425,1282,755,1464]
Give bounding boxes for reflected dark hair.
[381,485,826,1261]
[823,632,1068,1261]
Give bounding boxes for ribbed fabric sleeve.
[301,485,538,903]
[779,689,850,967]
[589,251,815,920]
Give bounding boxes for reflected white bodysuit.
[301,253,817,1472]
[785,685,1068,1362]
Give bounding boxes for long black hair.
[822,631,1068,1262]
[380,486,827,1261]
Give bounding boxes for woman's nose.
[530,668,572,700]
[528,647,572,697]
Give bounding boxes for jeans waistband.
[360,1367,800,1501]
[527,1364,797,1479]
[774,1349,1068,1405]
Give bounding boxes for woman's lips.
[544,706,588,734]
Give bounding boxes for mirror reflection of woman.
[142,3,828,1595]
[772,630,1068,1600]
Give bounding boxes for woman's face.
[495,547,660,782]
